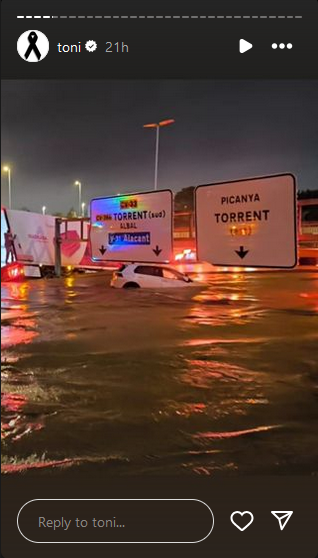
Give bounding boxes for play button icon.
[239,39,253,53]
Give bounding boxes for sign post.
[90,190,173,263]
[54,217,62,277]
[195,174,297,268]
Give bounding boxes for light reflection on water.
[1,271,318,475]
[1,282,38,349]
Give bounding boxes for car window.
[135,265,163,277]
[162,268,185,280]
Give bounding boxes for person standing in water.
[4,231,16,264]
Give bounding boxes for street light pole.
[3,166,12,209]
[74,181,82,217]
[7,168,11,209]
[143,119,175,191]
[81,202,86,217]
[154,125,160,191]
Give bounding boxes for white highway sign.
[90,190,173,262]
[195,174,297,268]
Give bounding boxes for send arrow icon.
[239,39,253,53]
[271,511,293,531]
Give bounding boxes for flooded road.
[1,271,318,476]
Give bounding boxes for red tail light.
[1,263,25,282]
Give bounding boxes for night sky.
[1,80,318,214]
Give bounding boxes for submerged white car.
[111,263,194,289]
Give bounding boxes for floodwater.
[1,270,318,476]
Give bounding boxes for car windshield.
[162,268,187,281]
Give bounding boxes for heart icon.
[230,511,254,531]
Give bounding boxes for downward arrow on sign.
[99,245,107,255]
[153,245,162,257]
[235,246,249,259]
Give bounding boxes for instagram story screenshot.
[1,1,318,557]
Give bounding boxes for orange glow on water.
[193,424,282,440]
[1,281,37,349]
